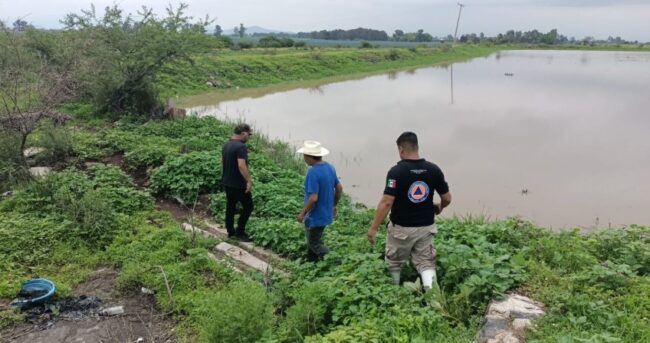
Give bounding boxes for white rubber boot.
[420,269,437,289]
[390,271,401,285]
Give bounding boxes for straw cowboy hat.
[297,140,330,157]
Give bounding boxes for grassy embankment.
[1,110,648,342]
[157,44,504,101]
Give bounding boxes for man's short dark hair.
[234,123,251,134]
[396,131,419,151]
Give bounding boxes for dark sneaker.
[234,232,252,242]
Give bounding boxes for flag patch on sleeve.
[386,179,397,188]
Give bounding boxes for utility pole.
[454,2,465,42]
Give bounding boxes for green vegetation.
[1,5,649,341]
[159,44,501,99]
[3,115,647,342]
[60,3,221,115]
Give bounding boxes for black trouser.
[224,186,254,236]
[305,226,329,262]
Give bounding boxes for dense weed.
[1,116,648,342]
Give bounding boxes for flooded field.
[184,50,650,229]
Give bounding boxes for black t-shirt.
[221,139,249,189]
[383,159,449,227]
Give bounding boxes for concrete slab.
[204,222,284,262]
[181,223,219,238]
[183,222,286,275]
[476,293,544,343]
[207,252,243,273]
[215,242,273,274]
[23,147,45,158]
[29,167,51,177]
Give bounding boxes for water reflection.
[450,64,455,105]
[308,85,325,95]
[186,50,650,229]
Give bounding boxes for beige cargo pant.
[384,222,437,274]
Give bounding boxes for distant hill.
[222,26,293,36]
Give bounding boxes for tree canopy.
[61,3,213,115]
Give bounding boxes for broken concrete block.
[215,242,273,274]
[23,147,45,158]
[181,223,219,238]
[476,293,544,343]
[29,167,51,177]
[204,221,284,262]
[489,294,545,319]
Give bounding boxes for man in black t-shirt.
[221,123,254,241]
[367,131,452,289]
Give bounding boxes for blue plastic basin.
[11,278,56,309]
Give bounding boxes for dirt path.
[2,268,176,343]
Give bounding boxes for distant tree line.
[292,27,446,42]
[297,28,389,41]
[460,29,641,45]
[458,29,566,44]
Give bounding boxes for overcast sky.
[2,0,649,41]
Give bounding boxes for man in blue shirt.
[296,141,343,262]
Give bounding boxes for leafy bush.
[63,3,214,115]
[150,151,221,204]
[386,49,401,61]
[36,122,74,165]
[197,280,275,342]
[258,36,295,48]
[0,133,29,192]
[71,130,108,161]
[247,218,306,258]
[305,308,470,343]
[281,282,336,340]
[0,213,70,268]
[359,41,372,49]
[108,226,224,297]
[123,139,179,170]
[237,41,254,49]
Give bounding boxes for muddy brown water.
[183,50,650,230]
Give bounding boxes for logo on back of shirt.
[407,181,430,203]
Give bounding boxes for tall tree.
[12,19,32,32]
[392,29,404,41]
[239,23,246,38]
[0,21,83,167]
[214,24,222,36]
[61,3,212,115]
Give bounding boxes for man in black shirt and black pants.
[222,123,254,242]
[367,131,452,289]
